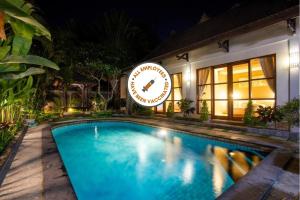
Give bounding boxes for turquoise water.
[52,122,265,200]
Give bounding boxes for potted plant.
[166,103,174,118]
[177,98,195,118]
[199,100,209,122]
[243,100,256,126]
[256,105,283,128]
[24,109,37,127]
[280,98,299,132]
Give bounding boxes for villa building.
[121,0,299,121]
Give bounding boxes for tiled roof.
[146,0,299,61]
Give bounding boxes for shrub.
[166,103,174,118]
[256,106,283,125]
[199,100,209,122]
[243,100,256,126]
[0,122,22,154]
[93,110,113,118]
[177,98,195,117]
[132,103,153,116]
[280,98,299,127]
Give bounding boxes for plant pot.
[25,119,36,127]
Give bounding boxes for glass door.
[231,62,250,119]
[212,62,250,119]
[211,55,275,120]
[213,66,228,118]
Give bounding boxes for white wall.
[160,17,300,107]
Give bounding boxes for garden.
[0,0,299,157]
[0,0,157,154]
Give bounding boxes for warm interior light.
[68,108,74,112]
[220,91,227,99]
[232,92,240,99]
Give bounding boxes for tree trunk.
[103,101,108,111]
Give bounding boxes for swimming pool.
[52,121,265,200]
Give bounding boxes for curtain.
[198,68,210,98]
[259,57,275,92]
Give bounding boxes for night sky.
[35,0,245,40]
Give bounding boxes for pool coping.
[1,117,297,199]
[50,118,299,199]
[50,118,298,152]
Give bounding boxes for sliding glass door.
[197,55,276,120]
[213,66,228,118]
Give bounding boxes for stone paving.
[0,124,75,200]
[0,117,298,200]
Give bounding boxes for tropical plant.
[0,0,59,79]
[0,0,58,154]
[256,105,283,125]
[166,103,174,118]
[280,98,299,127]
[177,98,195,118]
[199,100,209,122]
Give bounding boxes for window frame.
[155,72,183,113]
[196,54,276,120]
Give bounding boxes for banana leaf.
[0,0,51,40]
[0,64,21,73]
[0,46,11,60]
[0,55,59,70]
[1,67,45,79]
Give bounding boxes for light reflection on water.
[135,128,262,187]
[53,122,265,200]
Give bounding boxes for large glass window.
[214,67,228,117]
[164,73,182,112]
[250,57,275,110]
[232,62,249,117]
[196,55,276,120]
[197,68,212,114]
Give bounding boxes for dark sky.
[35,0,244,40]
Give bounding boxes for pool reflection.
[154,130,262,183]
[210,146,262,182]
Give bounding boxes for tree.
[78,61,121,111]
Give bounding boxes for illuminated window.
[214,67,228,117]
[197,68,212,114]
[199,55,275,120]
[214,67,227,83]
[250,56,275,110]
[161,73,182,113]
[232,63,250,117]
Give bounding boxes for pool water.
[52,122,265,200]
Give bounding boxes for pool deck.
[0,117,298,200]
[0,124,76,200]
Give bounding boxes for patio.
[0,117,298,200]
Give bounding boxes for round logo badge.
[128,63,172,107]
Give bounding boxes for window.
[250,57,275,110]
[214,67,228,116]
[197,68,212,114]
[232,62,249,117]
[156,73,182,113]
[196,54,276,120]
[165,73,182,112]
